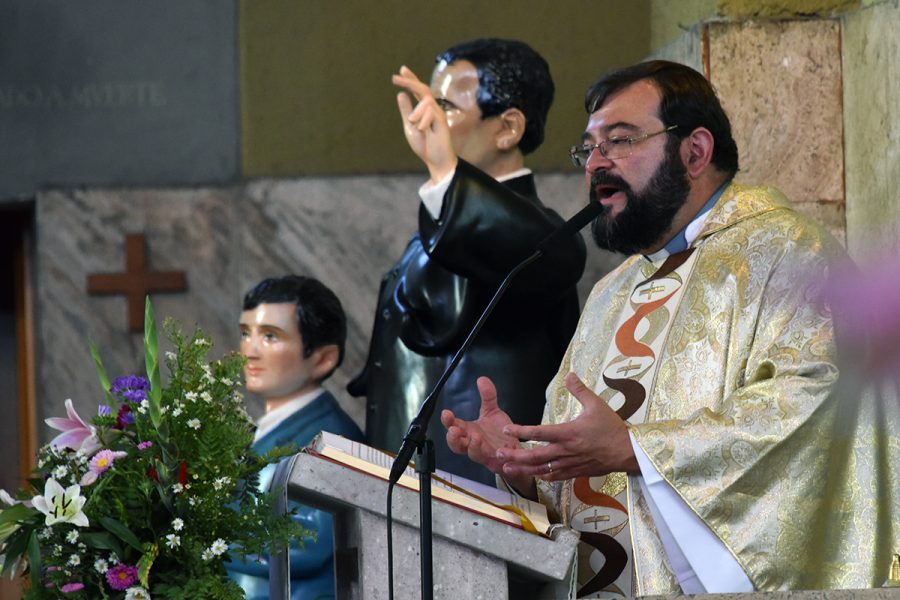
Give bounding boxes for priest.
[441,60,899,595]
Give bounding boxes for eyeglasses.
[568,125,678,166]
[435,97,459,112]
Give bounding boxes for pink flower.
[46,399,101,455]
[0,488,32,509]
[60,582,85,593]
[137,441,153,450]
[80,449,128,486]
[106,563,138,590]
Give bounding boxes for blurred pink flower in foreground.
[826,254,900,374]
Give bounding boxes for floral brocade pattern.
[537,184,900,594]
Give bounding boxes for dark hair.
[437,38,554,155]
[242,275,346,382]
[584,60,739,178]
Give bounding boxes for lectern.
[268,452,579,599]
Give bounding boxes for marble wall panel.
[35,171,619,443]
[842,0,900,261]
[708,19,846,243]
[36,188,243,437]
[235,175,423,425]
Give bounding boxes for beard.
[589,143,691,255]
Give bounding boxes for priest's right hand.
[441,376,537,498]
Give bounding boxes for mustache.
[590,172,630,190]
[589,172,631,201]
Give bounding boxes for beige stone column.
[708,19,846,243]
[649,0,900,259]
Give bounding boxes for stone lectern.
[267,452,579,600]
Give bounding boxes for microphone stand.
[386,200,603,600]
[404,252,545,600]
[415,439,435,598]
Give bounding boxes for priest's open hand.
[497,372,639,482]
[440,376,534,495]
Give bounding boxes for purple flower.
[110,375,151,404]
[137,441,153,450]
[106,563,138,590]
[110,375,150,393]
[45,399,101,455]
[60,582,85,593]
[123,389,148,403]
[98,404,112,416]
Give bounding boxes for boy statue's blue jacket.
[226,390,363,600]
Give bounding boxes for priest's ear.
[495,108,526,152]
[310,344,341,383]
[680,126,715,179]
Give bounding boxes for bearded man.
[441,60,899,596]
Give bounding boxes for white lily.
[31,478,89,527]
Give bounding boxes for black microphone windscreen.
[536,201,604,254]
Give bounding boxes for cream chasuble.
[537,183,900,596]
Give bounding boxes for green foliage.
[144,298,163,430]
[89,339,116,408]
[0,302,308,599]
[153,574,245,600]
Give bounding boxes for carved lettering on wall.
[0,81,167,110]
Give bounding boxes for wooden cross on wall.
[87,234,188,332]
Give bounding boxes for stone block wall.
[650,0,900,258]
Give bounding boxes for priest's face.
[239,303,317,402]
[581,80,691,255]
[430,59,503,171]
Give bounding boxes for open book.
[304,431,551,536]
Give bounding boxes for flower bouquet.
[0,300,307,599]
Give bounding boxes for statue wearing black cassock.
[348,38,585,484]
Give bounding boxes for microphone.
[536,200,605,255]
[388,200,604,484]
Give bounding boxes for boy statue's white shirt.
[253,387,323,443]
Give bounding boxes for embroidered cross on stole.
[563,248,698,598]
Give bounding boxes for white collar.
[254,387,323,442]
[496,167,532,183]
